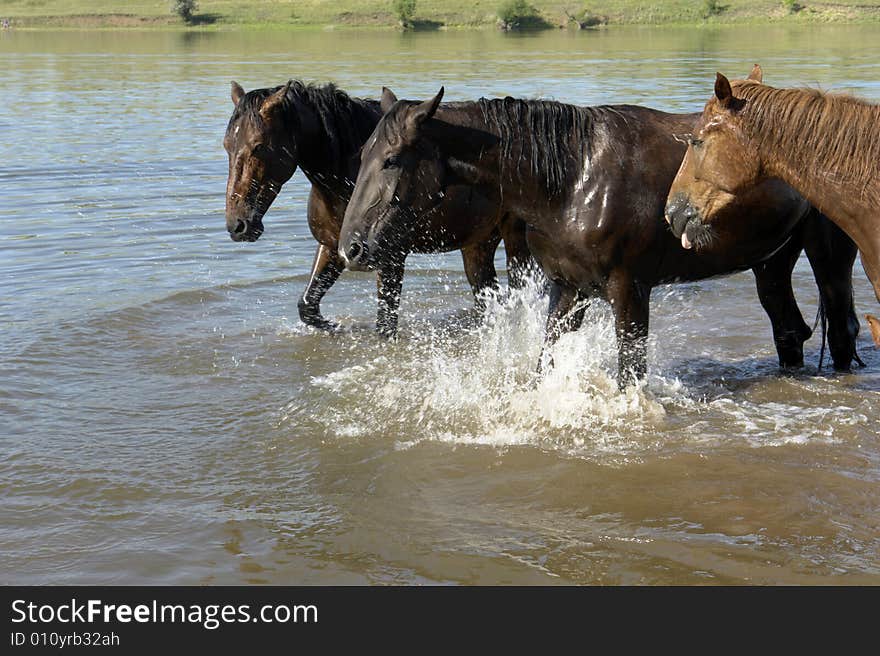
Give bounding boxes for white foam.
[303,277,692,459]
[290,273,874,461]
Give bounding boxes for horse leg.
[461,234,500,314]
[802,209,860,370]
[298,243,343,332]
[499,214,532,289]
[607,270,650,389]
[376,259,405,338]
[300,186,345,332]
[750,224,812,369]
[538,280,583,373]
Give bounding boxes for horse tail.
[813,289,868,370]
[812,298,827,371]
[853,292,867,368]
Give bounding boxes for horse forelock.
[376,102,414,149]
[228,87,275,134]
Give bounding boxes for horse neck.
[428,105,504,186]
[291,96,381,199]
[744,91,880,251]
[433,101,580,211]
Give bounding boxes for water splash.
[302,276,693,460]
[274,272,875,461]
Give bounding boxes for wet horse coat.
[340,89,858,386]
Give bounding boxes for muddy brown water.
[1,26,879,584]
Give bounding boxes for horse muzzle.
[228,217,264,242]
[338,238,373,271]
[664,194,704,249]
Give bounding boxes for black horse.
[223,80,531,336]
[339,88,859,387]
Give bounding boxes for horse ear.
[408,86,444,127]
[231,81,245,105]
[259,80,292,120]
[747,64,763,83]
[381,87,399,113]
[715,73,734,109]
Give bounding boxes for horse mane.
[477,97,595,197]
[733,80,880,190]
[231,80,380,169]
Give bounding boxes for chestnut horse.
[665,65,879,334]
[339,87,859,387]
[223,80,530,336]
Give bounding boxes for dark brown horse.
[665,65,880,306]
[339,87,859,387]
[223,80,530,336]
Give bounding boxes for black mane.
[230,80,380,171]
[477,97,596,197]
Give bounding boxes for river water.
[1,26,879,584]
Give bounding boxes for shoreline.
[2,4,879,32]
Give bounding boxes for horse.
[223,80,531,336]
[666,70,863,366]
[664,64,879,311]
[338,87,859,387]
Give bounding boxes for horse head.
[223,80,305,242]
[337,87,450,270]
[665,65,766,249]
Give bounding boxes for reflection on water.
[1,26,879,584]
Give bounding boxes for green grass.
[1,0,878,28]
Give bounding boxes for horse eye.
[689,137,704,148]
[383,156,400,169]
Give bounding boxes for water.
[2,26,879,585]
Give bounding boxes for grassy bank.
[1,0,879,29]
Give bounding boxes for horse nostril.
[347,241,367,263]
[233,220,247,234]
